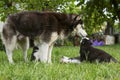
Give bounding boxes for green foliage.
[0,45,120,80]
[55,39,73,46]
[0,0,83,22]
[60,1,81,14]
[0,0,120,35]
[59,0,120,35]
[114,22,120,33]
[78,0,120,35]
[64,39,73,46]
[0,0,71,21]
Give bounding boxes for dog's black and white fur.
[1,11,87,63]
[31,46,39,61]
[61,37,118,63]
[79,38,117,63]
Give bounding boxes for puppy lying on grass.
[60,37,118,63]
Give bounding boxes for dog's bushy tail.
[111,57,118,63]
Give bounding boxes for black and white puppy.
[31,46,39,61]
[61,37,118,63]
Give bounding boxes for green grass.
[0,44,120,80]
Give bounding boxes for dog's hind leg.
[1,24,17,63]
[2,35,17,63]
[111,57,118,63]
[17,36,29,62]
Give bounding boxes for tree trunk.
[104,21,114,35]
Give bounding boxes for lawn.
[0,44,120,80]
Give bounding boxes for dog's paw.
[70,59,81,64]
[60,56,81,64]
[60,56,71,63]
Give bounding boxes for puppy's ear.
[81,40,86,45]
[88,40,92,45]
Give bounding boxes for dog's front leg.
[6,49,14,63]
[37,42,49,63]
[4,36,17,63]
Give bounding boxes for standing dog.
[61,37,118,63]
[1,11,87,63]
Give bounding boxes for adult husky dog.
[1,11,87,63]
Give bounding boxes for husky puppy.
[80,38,117,63]
[61,37,118,63]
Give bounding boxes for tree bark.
[104,21,114,35]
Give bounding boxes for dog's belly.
[33,32,58,45]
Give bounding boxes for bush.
[64,39,73,46]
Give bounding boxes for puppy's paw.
[60,56,81,64]
[60,56,71,63]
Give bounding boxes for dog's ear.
[87,40,92,45]
[81,38,92,46]
[70,14,84,30]
[80,39,86,45]
[71,14,81,21]
[74,15,81,21]
[73,15,83,24]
